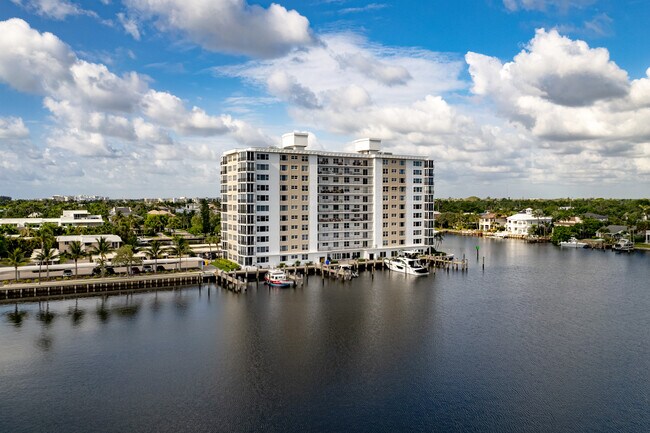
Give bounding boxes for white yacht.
[612,239,634,252]
[384,257,429,276]
[559,237,588,248]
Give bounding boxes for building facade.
[478,212,506,232]
[56,235,122,254]
[220,133,435,267]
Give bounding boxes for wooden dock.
[421,255,469,271]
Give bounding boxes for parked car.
[92,266,115,276]
[63,269,73,277]
[143,265,153,273]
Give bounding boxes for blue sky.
[1,0,649,198]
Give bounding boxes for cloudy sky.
[1,0,649,199]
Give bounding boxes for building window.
[256,164,269,170]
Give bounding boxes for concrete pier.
[0,272,203,303]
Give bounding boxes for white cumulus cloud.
[123,0,315,57]
[10,0,95,20]
[0,117,30,139]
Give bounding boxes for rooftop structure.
[0,210,104,229]
[56,235,122,254]
[220,132,435,267]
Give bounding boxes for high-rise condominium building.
[220,132,435,267]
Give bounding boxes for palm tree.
[7,247,28,282]
[434,231,444,251]
[67,241,85,278]
[532,209,545,236]
[171,236,189,271]
[90,237,113,277]
[35,244,57,280]
[35,225,55,250]
[205,234,219,259]
[145,240,164,273]
[112,245,142,276]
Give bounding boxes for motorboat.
[559,237,588,248]
[264,269,293,287]
[384,257,429,276]
[338,264,359,278]
[612,239,634,252]
[491,231,509,239]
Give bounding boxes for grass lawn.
[211,258,240,272]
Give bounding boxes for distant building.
[110,207,132,217]
[147,209,174,217]
[554,216,583,227]
[478,212,506,231]
[583,212,608,222]
[505,208,552,235]
[175,203,200,214]
[57,235,122,254]
[0,210,104,229]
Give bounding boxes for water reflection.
[36,333,53,352]
[96,297,110,322]
[37,302,55,326]
[68,300,84,326]
[0,238,648,433]
[5,304,28,327]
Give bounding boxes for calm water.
[1,236,649,433]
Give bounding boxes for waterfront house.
[57,235,123,254]
[596,225,628,240]
[478,212,506,231]
[505,208,552,235]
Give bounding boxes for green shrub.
[211,258,240,272]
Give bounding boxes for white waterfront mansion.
[505,208,552,235]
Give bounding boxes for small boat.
[612,239,634,252]
[491,231,509,239]
[384,257,429,276]
[265,269,292,287]
[560,237,588,248]
[338,264,359,278]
